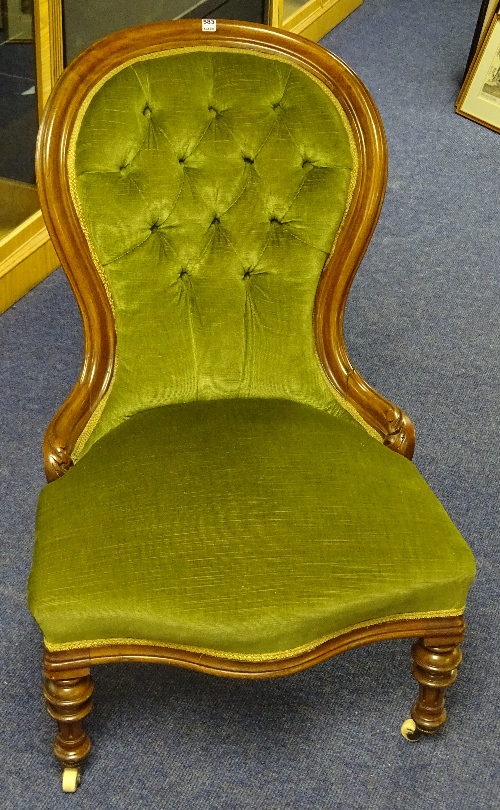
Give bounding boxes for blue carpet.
[0,1,498,807]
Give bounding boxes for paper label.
[202,19,217,32]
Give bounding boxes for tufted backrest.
[68,47,358,456]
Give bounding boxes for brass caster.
[401,718,421,742]
[62,767,81,793]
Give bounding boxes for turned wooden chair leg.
[401,637,463,741]
[43,673,94,791]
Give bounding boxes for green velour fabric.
[28,399,475,656]
[72,49,356,456]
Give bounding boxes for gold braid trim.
[44,607,465,660]
[72,375,114,460]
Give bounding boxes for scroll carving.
[383,407,415,459]
[45,434,73,481]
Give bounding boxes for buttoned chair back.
[70,47,359,456]
[37,20,403,472]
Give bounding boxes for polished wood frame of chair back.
[36,19,415,484]
[35,21,465,792]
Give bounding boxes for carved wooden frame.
[34,20,456,787]
[36,18,414,481]
[43,615,466,775]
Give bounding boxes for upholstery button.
[243,269,252,279]
[143,105,151,117]
[243,156,254,165]
[211,216,220,226]
[178,157,186,164]
[269,217,281,225]
[150,223,159,232]
[179,269,188,279]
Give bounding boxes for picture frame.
[463,0,499,79]
[457,13,500,134]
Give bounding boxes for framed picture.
[457,13,500,133]
[463,0,499,78]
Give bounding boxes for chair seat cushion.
[28,399,475,659]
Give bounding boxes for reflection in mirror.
[63,1,268,64]
[0,0,39,239]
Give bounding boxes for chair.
[29,19,475,793]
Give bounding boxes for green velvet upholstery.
[28,400,475,657]
[28,45,475,659]
[71,50,357,456]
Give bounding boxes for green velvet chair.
[29,19,475,793]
